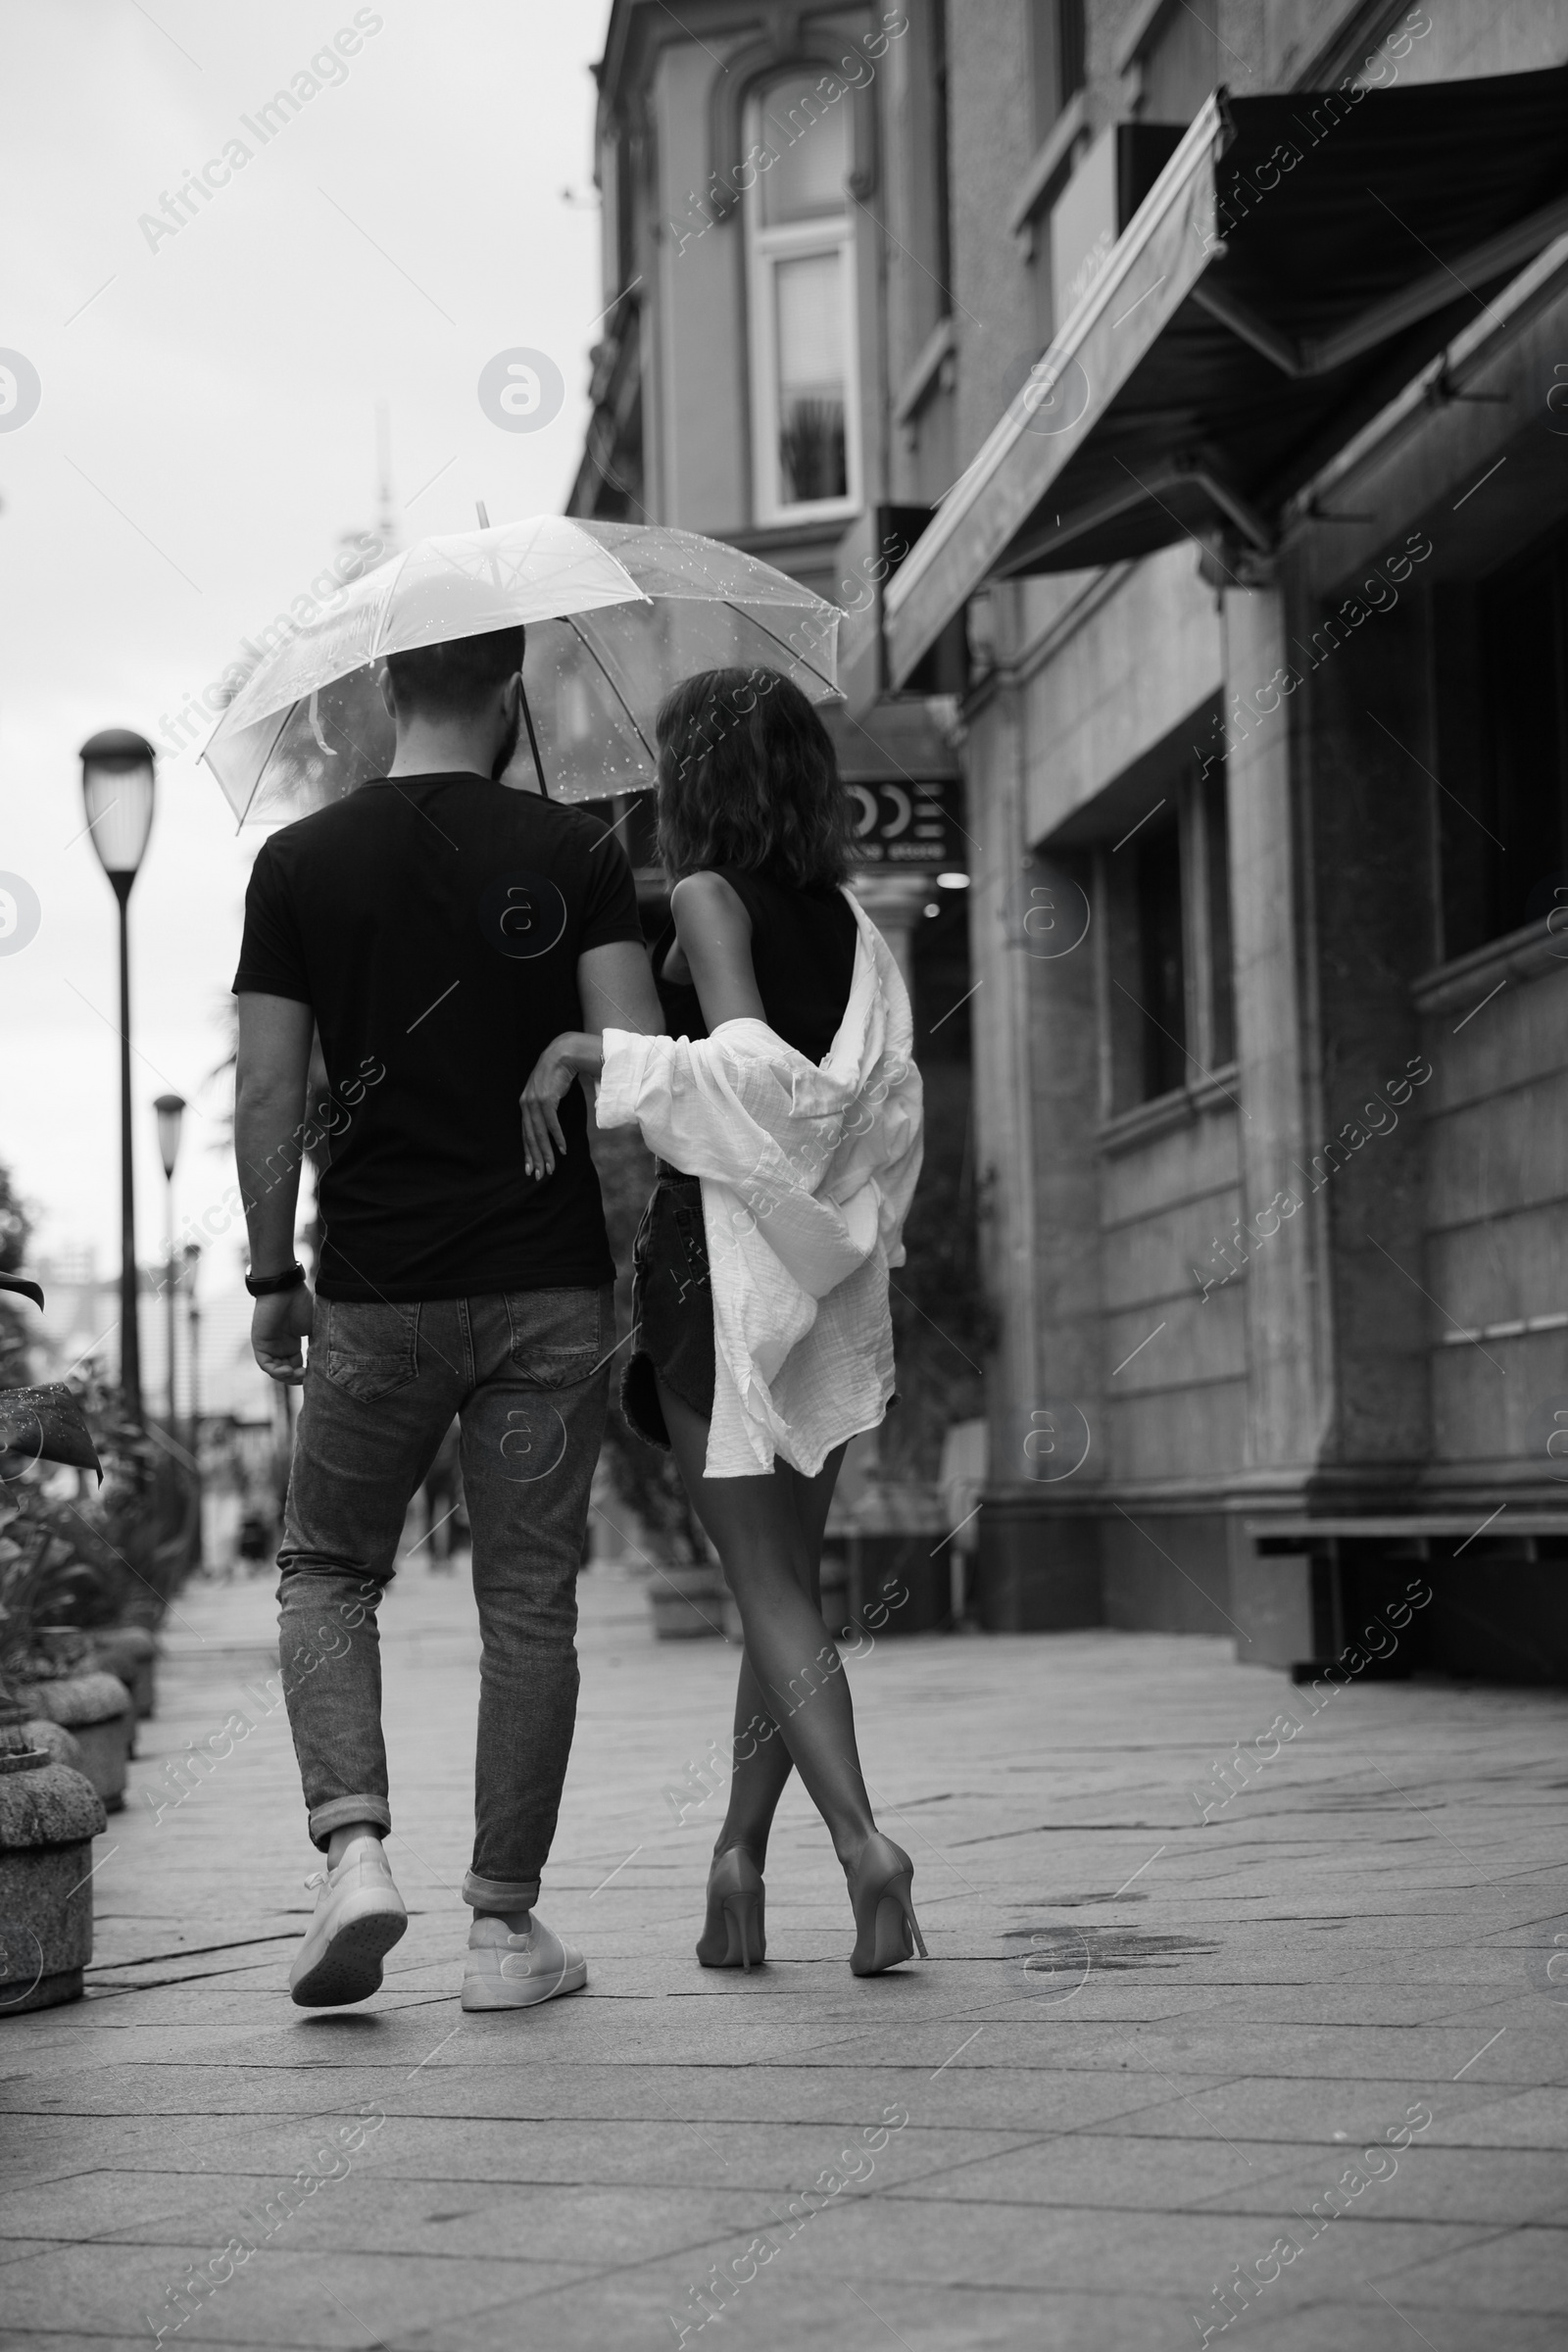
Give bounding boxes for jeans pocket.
[321,1300,420,1401]
[504,1287,609,1388]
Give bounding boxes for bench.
[1236,1513,1568,1684]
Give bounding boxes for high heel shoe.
[846,1834,928,1977]
[696,1848,766,1972]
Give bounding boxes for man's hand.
[252,1283,315,1385]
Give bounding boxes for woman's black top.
[651,864,858,1062]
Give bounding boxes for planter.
[23,1720,87,1774]
[649,1565,726,1641]
[89,1627,157,1720]
[19,1673,134,1812]
[0,1745,107,2015]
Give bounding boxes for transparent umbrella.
[201,514,842,822]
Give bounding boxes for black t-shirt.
[652,865,858,1062]
[232,773,643,1301]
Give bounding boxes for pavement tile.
[1384,2222,1568,2311]
[0,2241,590,2346]
[0,1563,1562,2347]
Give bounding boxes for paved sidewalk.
[2,1556,1566,2350]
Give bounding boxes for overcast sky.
[0,0,612,1312]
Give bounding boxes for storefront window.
[1136,811,1188,1101]
[1443,529,1568,955]
[1101,754,1236,1114]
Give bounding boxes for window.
[1135,811,1187,1100]
[934,0,953,315]
[745,74,860,522]
[1438,526,1568,957]
[1102,755,1235,1114]
[1030,0,1086,143]
[1200,760,1236,1065]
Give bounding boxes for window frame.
[1095,752,1236,1121]
[743,79,862,528]
[1030,0,1087,145]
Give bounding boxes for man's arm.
[235,992,315,1383]
[519,939,663,1181]
[578,937,663,1039]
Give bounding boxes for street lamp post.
[81,730,157,1423]
[183,1241,203,1568]
[153,1093,184,1431]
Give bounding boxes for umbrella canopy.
[202,515,843,823]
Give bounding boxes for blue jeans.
[276,1287,612,1911]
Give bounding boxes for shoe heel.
[723,1893,761,1974]
[871,1877,922,1972]
[697,1852,766,1970]
[848,1838,927,1976]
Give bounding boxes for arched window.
[743,73,860,525]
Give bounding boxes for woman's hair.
[655,666,858,888]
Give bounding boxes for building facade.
[884,0,1568,1673]
[576,0,1568,1674]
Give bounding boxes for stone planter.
[649,1564,726,1641]
[0,1745,107,2015]
[23,1720,87,1774]
[20,1673,134,1812]
[89,1627,158,1720]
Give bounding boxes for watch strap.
[245,1260,307,1298]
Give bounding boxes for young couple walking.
[233,627,926,2013]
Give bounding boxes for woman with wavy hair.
[520,666,926,1977]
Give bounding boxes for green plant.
[0,1370,191,1654]
[0,1495,100,1678]
[0,1160,33,1388]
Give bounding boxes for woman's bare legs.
[657,1378,875,1864]
[710,1442,845,1867]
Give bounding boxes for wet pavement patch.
[1000,1924,1220,1970]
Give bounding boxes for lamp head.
[153,1092,185,1178]
[80,728,157,884]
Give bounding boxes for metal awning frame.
[884,93,1227,686]
[885,83,1568,685]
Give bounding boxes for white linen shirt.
[595,888,924,1479]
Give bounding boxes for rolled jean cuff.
[465,1868,542,1913]
[308,1794,392,1850]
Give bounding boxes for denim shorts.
[621,1169,715,1447]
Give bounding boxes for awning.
[886,66,1568,686]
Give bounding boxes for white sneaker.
[288,1838,408,2008]
[461,1912,586,2011]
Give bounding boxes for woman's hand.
[520,1032,601,1180]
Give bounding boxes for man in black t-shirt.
[233,623,661,2012]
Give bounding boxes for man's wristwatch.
[245,1260,307,1298]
